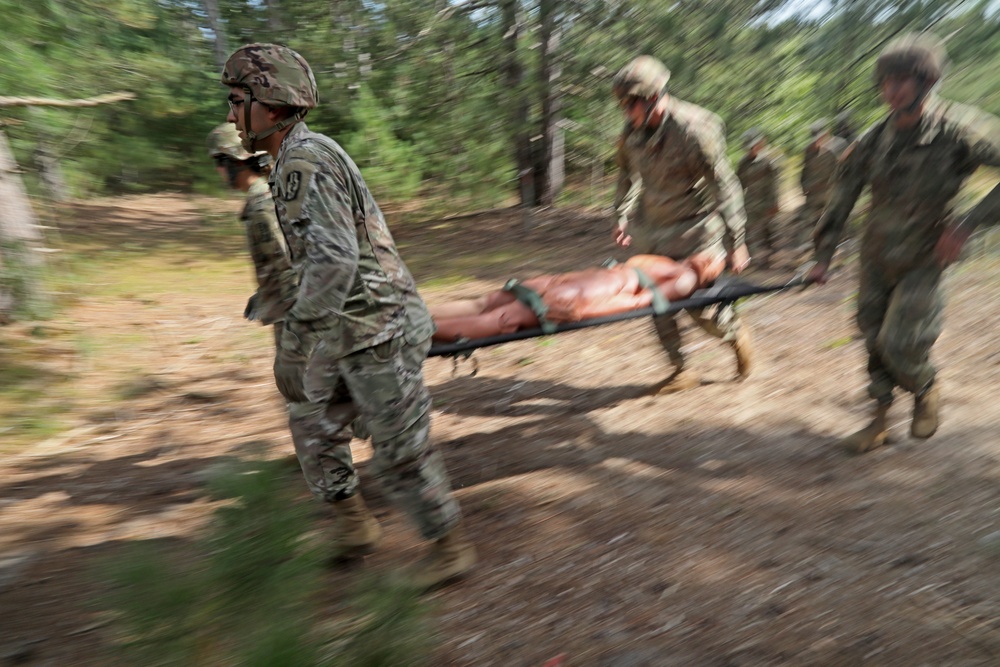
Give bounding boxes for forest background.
[4,0,1000,214]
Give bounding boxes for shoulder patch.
[284,170,302,201]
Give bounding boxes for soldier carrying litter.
[610,55,754,393]
[221,43,475,588]
[808,33,1000,452]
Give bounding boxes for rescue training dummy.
[430,252,724,343]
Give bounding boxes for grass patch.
[114,374,167,401]
[101,459,434,666]
[823,336,854,350]
[0,328,77,452]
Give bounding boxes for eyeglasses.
[227,95,248,114]
[213,155,231,167]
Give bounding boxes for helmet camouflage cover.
[874,33,946,85]
[741,127,764,149]
[809,118,829,137]
[612,56,671,100]
[221,43,319,109]
[207,123,255,159]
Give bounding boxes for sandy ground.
[2,195,1000,666]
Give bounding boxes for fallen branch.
[0,92,136,108]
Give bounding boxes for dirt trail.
[3,195,1000,666]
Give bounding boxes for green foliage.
[331,574,434,667]
[102,459,434,666]
[0,239,52,321]
[342,85,422,202]
[3,0,1000,208]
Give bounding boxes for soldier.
[797,119,847,247]
[736,128,781,268]
[833,110,857,144]
[206,123,297,338]
[611,55,753,392]
[808,33,1000,452]
[221,44,474,587]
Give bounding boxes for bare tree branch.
[0,92,136,109]
[377,1,496,62]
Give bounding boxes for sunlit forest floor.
[3,194,1000,665]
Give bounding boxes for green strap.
[631,267,670,315]
[503,279,557,334]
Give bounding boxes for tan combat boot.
[840,401,891,454]
[731,327,754,380]
[911,384,940,439]
[331,493,382,558]
[653,366,702,394]
[410,522,477,590]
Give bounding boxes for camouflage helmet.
[207,123,254,160]
[741,127,764,149]
[221,43,318,109]
[809,118,829,137]
[874,33,946,85]
[612,56,671,101]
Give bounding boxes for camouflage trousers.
[745,207,777,263]
[653,302,742,370]
[273,328,461,541]
[634,239,744,370]
[857,262,943,403]
[799,195,835,246]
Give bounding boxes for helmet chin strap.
[904,78,932,115]
[240,89,306,152]
[890,76,934,120]
[640,87,669,129]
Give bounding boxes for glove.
[244,293,260,321]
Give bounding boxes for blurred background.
[2,0,999,208]
[4,2,1000,666]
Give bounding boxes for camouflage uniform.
[613,93,748,370]
[223,44,461,542]
[207,123,297,341]
[798,133,847,245]
[241,178,298,337]
[736,146,781,264]
[269,122,459,540]
[814,97,1000,403]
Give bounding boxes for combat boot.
[730,327,754,380]
[331,493,382,558]
[409,522,477,590]
[653,366,702,394]
[840,401,891,454]
[911,383,940,439]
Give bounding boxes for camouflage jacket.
[814,98,1000,273]
[736,149,780,215]
[269,122,434,358]
[800,136,847,201]
[242,178,298,325]
[613,96,746,259]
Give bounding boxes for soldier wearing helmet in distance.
[610,55,754,393]
[206,123,296,334]
[736,127,782,269]
[797,118,847,248]
[222,44,474,588]
[807,33,1000,453]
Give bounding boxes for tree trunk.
[0,93,133,323]
[264,0,285,33]
[201,0,230,71]
[501,0,534,207]
[0,128,46,322]
[536,0,564,207]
